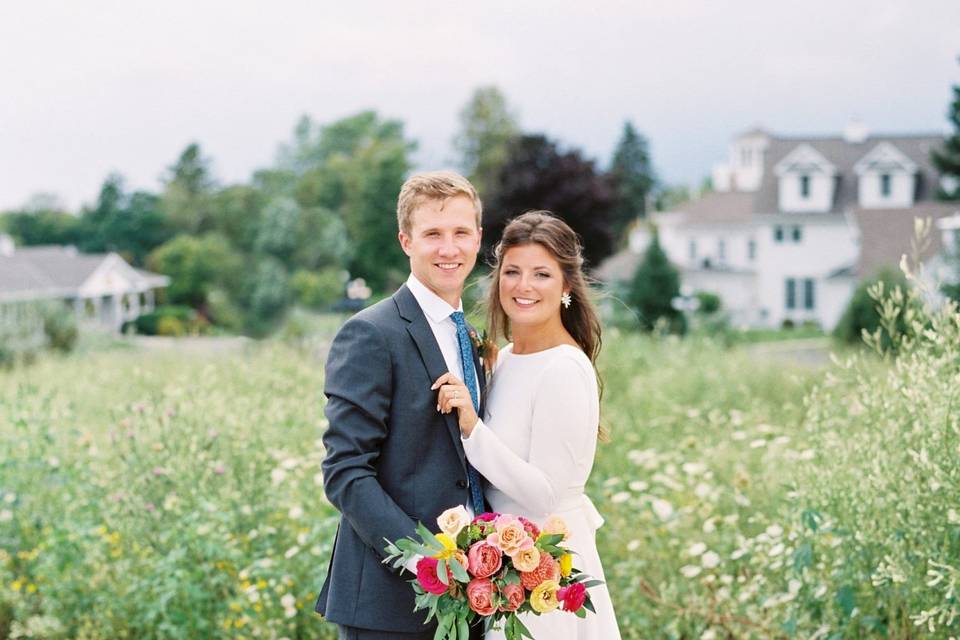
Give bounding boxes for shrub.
[833,267,917,350]
[134,305,197,336]
[156,316,187,337]
[42,304,78,353]
[781,274,960,636]
[694,291,722,315]
[625,231,682,332]
[290,268,343,310]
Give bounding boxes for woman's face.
[498,243,568,328]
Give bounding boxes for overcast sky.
[2,0,958,211]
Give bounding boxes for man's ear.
[398,230,412,256]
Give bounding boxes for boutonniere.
[468,328,499,382]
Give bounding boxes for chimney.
[843,119,869,144]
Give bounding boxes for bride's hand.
[431,373,479,437]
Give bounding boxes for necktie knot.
[450,310,466,328]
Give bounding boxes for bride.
[433,211,621,639]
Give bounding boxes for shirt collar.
[406,273,462,324]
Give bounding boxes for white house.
[598,125,958,330]
[0,234,170,332]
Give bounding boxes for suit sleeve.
[321,316,417,560]
[461,355,598,516]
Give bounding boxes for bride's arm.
[462,355,597,515]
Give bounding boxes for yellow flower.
[26,583,37,594]
[559,553,573,577]
[432,533,458,560]
[529,580,560,613]
[10,579,22,592]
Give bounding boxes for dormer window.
[773,144,837,213]
[853,143,917,208]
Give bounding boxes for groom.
[316,171,487,639]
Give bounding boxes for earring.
[561,292,572,309]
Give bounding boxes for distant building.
[0,234,170,332]
[598,125,960,329]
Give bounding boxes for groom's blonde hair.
[397,171,482,234]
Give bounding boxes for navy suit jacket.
[315,284,485,632]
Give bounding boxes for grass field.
[1,301,958,639]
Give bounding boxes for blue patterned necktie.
[450,311,485,515]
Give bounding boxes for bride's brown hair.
[485,211,606,436]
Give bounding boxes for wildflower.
[688,542,707,557]
[611,491,631,504]
[651,499,674,521]
[288,505,304,520]
[701,551,720,569]
[680,565,702,578]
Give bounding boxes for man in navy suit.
[316,171,487,639]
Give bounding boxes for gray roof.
[851,202,960,277]
[658,191,757,225]
[1,243,169,302]
[754,134,944,215]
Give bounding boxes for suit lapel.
[395,285,468,474]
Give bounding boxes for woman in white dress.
[433,211,621,640]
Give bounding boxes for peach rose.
[512,546,541,572]
[541,515,570,542]
[466,578,497,616]
[487,515,533,557]
[467,541,502,578]
[499,582,524,612]
[437,505,471,539]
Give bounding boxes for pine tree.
[932,60,960,200]
[626,231,682,332]
[609,121,656,243]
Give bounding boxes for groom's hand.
[431,373,479,437]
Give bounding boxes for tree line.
[0,88,662,336]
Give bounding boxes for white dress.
[462,344,621,640]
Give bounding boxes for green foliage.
[276,111,413,291]
[147,233,243,308]
[486,134,617,270]
[625,232,682,331]
[290,268,344,310]
[694,291,722,315]
[609,121,656,242]
[78,175,173,265]
[785,279,960,636]
[131,305,199,336]
[207,185,265,253]
[254,196,301,263]
[833,267,915,350]
[453,86,519,198]
[242,257,291,336]
[0,345,337,638]
[41,304,78,353]
[0,208,81,247]
[160,143,217,233]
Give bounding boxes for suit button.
[456,479,468,489]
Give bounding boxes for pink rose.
[466,578,497,616]
[557,582,587,612]
[467,541,503,578]
[518,516,540,539]
[472,512,499,524]
[416,557,449,595]
[499,582,524,612]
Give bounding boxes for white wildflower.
[688,542,707,557]
[680,564,702,578]
[651,498,674,521]
[288,505,304,520]
[611,491,631,504]
[701,551,721,569]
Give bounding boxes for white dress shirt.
[405,273,480,404]
[403,273,479,573]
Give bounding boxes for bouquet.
[384,506,602,639]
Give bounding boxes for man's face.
[398,194,481,307]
